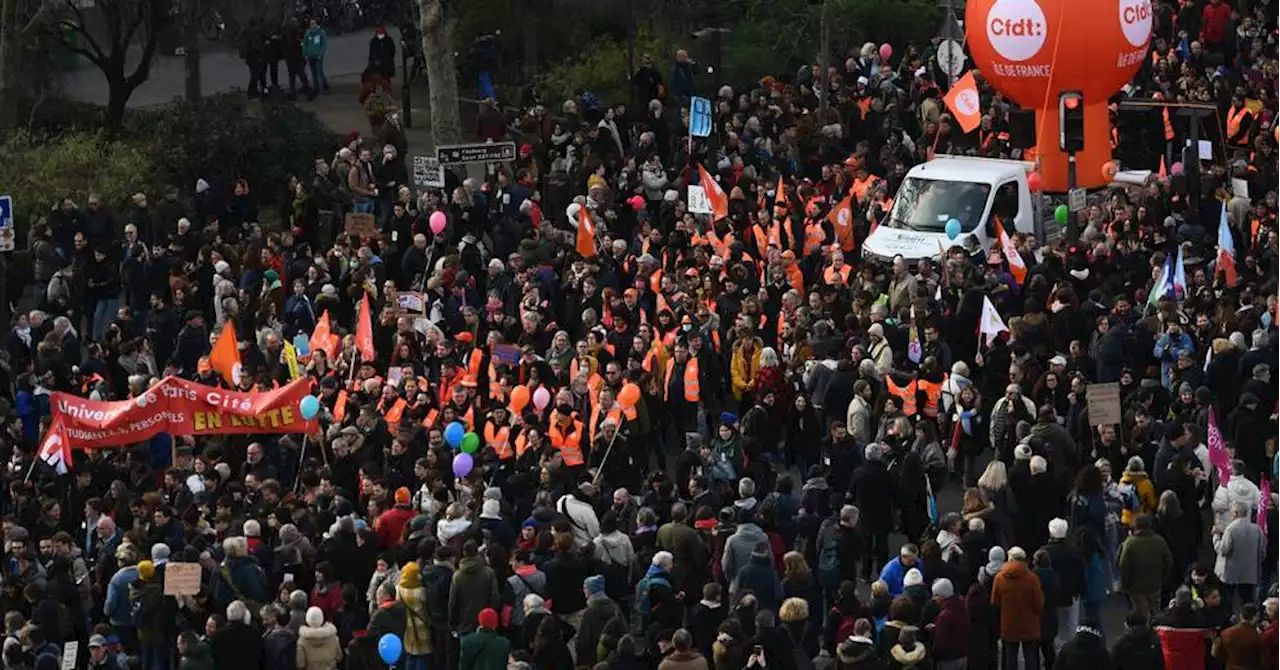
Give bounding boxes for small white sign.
[1068,187,1087,213]
[1197,140,1212,161]
[1231,178,1249,199]
[61,642,78,670]
[687,185,713,214]
[935,40,966,78]
[412,156,445,188]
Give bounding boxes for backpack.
[130,582,162,629]
[1116,482,1140,512]
[817,524,842,589]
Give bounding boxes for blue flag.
[690,96,713,137]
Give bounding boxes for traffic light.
[1059,91,1085,153]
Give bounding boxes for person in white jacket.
[557,483,600,550]
[1211,463,1260,533]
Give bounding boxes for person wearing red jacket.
[374,487,416,549]
[1200,0,1232,48]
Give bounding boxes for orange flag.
[333,390,349,422]
[209,322,243,387]
[310,310,339,359]
[827,193,854,243]
[697,164,729,221]
[774,175,787,211]
[576,205,597,258]
[356,292,375,362]
[993,217,1028,285]
[1158,155,1168,178]
[943,71,982,134]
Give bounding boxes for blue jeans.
[308,56,329,91]
[404,654,428,670]
[93,297,119,341]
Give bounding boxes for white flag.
[37,419,69,475]
[979,295,1008,346]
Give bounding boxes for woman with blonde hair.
[781,551,821,613]
[977,461,1016,545]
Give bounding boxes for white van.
[861,155,1054,264]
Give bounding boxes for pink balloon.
[879,44,893,62]
[1170,161,1184,176]
[429,211,447,234]
[532,387,551,410]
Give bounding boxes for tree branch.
[58,0,110,66]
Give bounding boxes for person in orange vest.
[1226,94,1254,150]
[548,403,587,477]
[801,202,832,258]
[664,340,701,438]
[482,405,515,487]
[824,250,853,287]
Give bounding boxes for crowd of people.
[5,2,1280,670]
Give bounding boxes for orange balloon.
[509,385,531,413]
[617,383,642,411]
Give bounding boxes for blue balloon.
[299,395,321,421]
[293,334,310,356]
[944,218,962,240]
[445,421,466,448]
[377,633,403,664]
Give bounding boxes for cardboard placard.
[1086,382,1122,427]
[344,213,378,238]
[163,562,202,596]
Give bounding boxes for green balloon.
[1054,204,1069,225]
[461,432,480,454]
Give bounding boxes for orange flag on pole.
[209,322,243,386]
[943,71,982,134]
[356,293,375,363]
[993,217,1028,285]
[576,205,597,258]
[697,164,729,221]
[310,310,339,359]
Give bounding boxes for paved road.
[62,27,390,108]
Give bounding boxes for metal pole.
[1066,153,1078,240]
[818,0,830,117]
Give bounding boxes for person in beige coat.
[297,606,343,670]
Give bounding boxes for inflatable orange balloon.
[617,383,642,411]
[1100,160,1118,181]
[966,0,1151,190]
[509,385,531,413]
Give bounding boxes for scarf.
[14,327,29,348]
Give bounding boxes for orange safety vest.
[917,376,947,419]
[784,264,804,295]
[383,398,408,430]
[484,421,513,460]
[465,349,484,379]
[752,223,776,258]
[664,357,700,403]
[452,404,475,431]
[802,221,826,256]
[588,404,624,445]
[851,175,879,203]
[1227,107,1250,145]
[548,414,585,466]
[421,408,439,430]
[514,432,530,458]
[824,264,852,287]
[885,376,918,416]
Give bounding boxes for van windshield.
[886,177,992,233]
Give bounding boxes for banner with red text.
[48,377,316,450]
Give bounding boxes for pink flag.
[1206,407,1233,484]
[1259,477,1271,537]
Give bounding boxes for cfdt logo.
[986,0,1047,62]
[955,90,981,116]
[1119,0,1153,47]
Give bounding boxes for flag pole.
[591,417,626,487]
[22,458,37,483]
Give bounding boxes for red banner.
[48,377,316,450]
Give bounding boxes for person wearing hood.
[1211,464,1261,532]
[1055,619,1111,670]
[448,540,500,637]
[477,499,515,551]
[657,502,708,594]
[575,575,623,666]
[375,487,416,549]
[991,547,1045,670]
[633,552,675,634]
[720,508,769,582]
[835,618,880,670]
[730,542,784,612]
[296,606,342,670]
[592,512,635,601]
[395,561,432,669]
[887,625,928,670]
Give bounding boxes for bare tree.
[46,0,172,133]
[419,0,460,146]
[180,0,202,102]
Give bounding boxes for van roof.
[906,155,1033,185]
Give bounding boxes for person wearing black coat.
[1055,623,1111,670]
[850,446,894,578]
[1110,613,1165,670]
[211,609,264,670]
[367,27,396,80]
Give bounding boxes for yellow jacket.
[730,337,764,401]
[1118,471,1158,528]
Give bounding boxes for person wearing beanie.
[477,499,515,550]
[296,606,341,670]
[902,567,930,612]
[450,541,500,637]
[459,607,510,670]
[575,574,623,666]
[1043,517,1086,642]
[853,443,894,581]
[1110,611,1164,670]
[991,542,1045,670]
[374,487,416,549]
[129,558,174,668]
[393,562,432,668]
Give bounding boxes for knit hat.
[477,607,499,630]
[305,606,324,628]
[137,560,155,581]
[244,519,261,538]
[931,578,954,598]
[1014,444,1032,461]
[480,499,502,520]
[1048,518,1069,539]
[864,444,882,462]
[394,487,411,506]
[151,544,171,562]
[584,575,606,596]
[984,547,1006,577]
[1008,547,1028,561]
[903,568,924,587]
[399,562,421,588]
